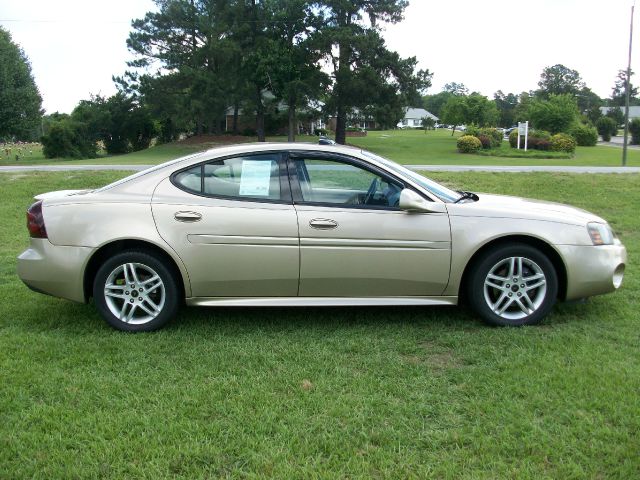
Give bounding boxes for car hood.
[447,193,606,226]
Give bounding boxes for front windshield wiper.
[454,191,479,204]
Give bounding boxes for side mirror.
[399,189,447,213]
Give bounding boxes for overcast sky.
[2,0,638,113]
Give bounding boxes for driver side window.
[293,158,403,208]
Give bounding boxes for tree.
[537,64,585,98]
[610,69,640,107]
[126,0,239,136]
[606,106,624,126]
[493,90,519,127]
[440,96,466,135]
[423,91,452,118]
[441,93,498,135]
[528,94,579,134]
[261,0,329,141]
[71,94,156,154]
[443,82,469,96]
[0,27,43,140]
[313,0,431,144]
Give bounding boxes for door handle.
[309,218,338,229]
[174,211,202,222]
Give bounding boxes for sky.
[1,0,638,113]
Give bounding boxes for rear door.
[288,153,452,297]
[152,152,299,297]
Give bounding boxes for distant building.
[397,108,438,129]
[600,106,640,120]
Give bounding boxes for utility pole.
[623,1,635,166]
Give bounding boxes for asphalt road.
[1,164,639,173]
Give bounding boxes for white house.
[600,106,640,120]
[397,108,439,129]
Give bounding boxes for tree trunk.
[232,103,239,134]
[451,126,456,136]
[256,86,265,141]
[335,105,347,145]
[288,101,296,142]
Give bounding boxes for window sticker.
[239,160,272,196]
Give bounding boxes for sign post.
[517,121,529,151]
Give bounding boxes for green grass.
[0,170,638,478]
[4,130,640,168]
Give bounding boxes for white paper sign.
[518,122,528,135]
[239,160,272,196]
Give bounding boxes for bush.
[241,127,257,137]
[568,123,597,146]
[41,121,97,159]
[457,135,482,153]
[479,127,503,147]
[529,129,551,140]
[464,125,480,138]
[550,133,577,153]
[315,128,328,136]
[477,134,492,149]
[629,118,640,145]
[508,129,519,148]
[596,117,617,142]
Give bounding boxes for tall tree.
[537,64,585,98]
[126,0,238,136]
[443,82,469,96]
[610,69,640,107]
[261,0,328,141]
[493,90,518,127]
[0,27,43,140]
[312,1,431,144]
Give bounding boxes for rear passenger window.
[173,154,282,201]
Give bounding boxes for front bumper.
[17,238,94,303]
[558,242,627,301]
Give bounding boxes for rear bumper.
[558,242,627,301]
[17,239,94,303]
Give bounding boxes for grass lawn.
[3,130,640,168]
[0,170,638,478]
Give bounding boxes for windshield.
[361,150,462,203]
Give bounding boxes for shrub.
[241,127,257,136]
[568,123,597,146]
[315,128,328,136]
[457,135,482,153]
[550,133,577,153]
[629,118,640,145]
[479,127,502,148]
[477,134,492,149]
[41,120,97,159]
[464,125,480,138]
[529,129,551,140]
[596,117,617,142]
[508,129,519,147]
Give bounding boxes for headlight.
[588,222,614,246]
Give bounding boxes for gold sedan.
[18,144,627,331]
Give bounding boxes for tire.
[93,250,181,332]
[467,243,558,326]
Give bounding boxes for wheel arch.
[458,235,568,302]
[83,239,188,302]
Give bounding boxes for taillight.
[26,200,47,238]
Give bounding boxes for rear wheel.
[467,244,558,326]
[93,251,180,332]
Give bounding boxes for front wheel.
[467,244,558,326]
[93,250,180,332]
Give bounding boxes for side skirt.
[186,296,458,307]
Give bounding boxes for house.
[397,108,438,129]
[600,106,640,121]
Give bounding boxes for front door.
[289,154,451,297]
[152,153,299,297]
